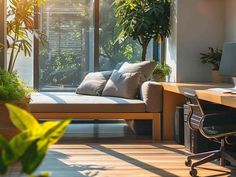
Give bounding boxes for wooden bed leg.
[152,114,161,141]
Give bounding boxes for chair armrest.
[140,81,163,113]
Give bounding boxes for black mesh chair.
[184,92,236,177]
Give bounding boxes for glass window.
[39,0,94,91]
[99,0,153,71]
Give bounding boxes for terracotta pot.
[0,99,30,140]
[212,70,223,83]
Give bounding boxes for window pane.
[39,0,94,91]
[6,0,33,87]
[99,0,153,71]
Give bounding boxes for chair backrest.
[184,92,205,130]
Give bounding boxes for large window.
[5,0,156,90]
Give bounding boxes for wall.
[225,0,236,42]
[166,0,225,82]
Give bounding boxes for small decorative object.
[200,47,223,83]
[0,69,32,139]
[152,63,172,82]
[0,104,71,177]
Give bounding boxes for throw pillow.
[102,70,142,99]
[76,71,112,96]
[119,61,156,80]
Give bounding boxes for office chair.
[184,92,236,177]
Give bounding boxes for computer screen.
[220,42,236,77]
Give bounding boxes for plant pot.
[1,162,26,177]
[152,74,166,82]
[0,99,30,140]
[212,70,223,83]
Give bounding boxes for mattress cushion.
[30,92,146,113]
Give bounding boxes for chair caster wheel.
[185,159,192,167]
[190,169,197,177]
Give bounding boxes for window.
[39,0,94,91]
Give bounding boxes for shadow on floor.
[88,144,178,177]
[37,150,107,177]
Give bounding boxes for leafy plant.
[200,47,222,71]
[152,63,171,81]
[0,68,32,102]
[0,104,71,176]
[7,0,46,72]
[114,0,171,61]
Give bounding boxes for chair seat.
[203,124,236,137]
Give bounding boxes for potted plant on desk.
[200,47,223,83]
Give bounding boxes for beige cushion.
[140,81,163,113]
[102,70,142,99]
[76,71,112,96]
[119,61,156,80]
[30,92,145,113]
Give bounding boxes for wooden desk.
[162,82,236,140]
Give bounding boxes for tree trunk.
[141,43,148,61]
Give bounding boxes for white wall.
[225,0,236,42]
[166,0,225,82]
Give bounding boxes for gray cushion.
[30,92,145,113]
[102,70,142,99]
[76,71,112,96]
[140,81,163,113]
[119,61,156,80]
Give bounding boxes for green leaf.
[0,156,7,174]
[21,140,47,174]
[0,134,15,165]
[40,119,71,146]
[6,104,39,131]
[9,130,38,158]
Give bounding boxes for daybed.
[30,81,163,140]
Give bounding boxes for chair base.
[185,149,236,177]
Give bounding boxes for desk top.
[162,82,236,108]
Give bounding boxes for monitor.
[220,42,236,91]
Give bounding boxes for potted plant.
[152,63,172,82]
[200,47,223,83]
[0,104,71,177]
[0,69,32,139]
[114,0,171,61]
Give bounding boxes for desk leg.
[163,90,185,140]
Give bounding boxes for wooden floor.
[36,122,236,177]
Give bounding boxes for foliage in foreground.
[0,104,71,176]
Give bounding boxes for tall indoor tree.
[7,0,46,72]
[114,0,171,61]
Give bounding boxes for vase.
[211,70,223,83]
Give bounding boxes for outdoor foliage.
[114,0,171,61]
[152,63,171,80]
[99,0,142,70]
[0,104,71,176]
[0,68,31,101]
[7,0,46,72]
[200,47,222,71]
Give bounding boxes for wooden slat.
[32,112,160,120]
